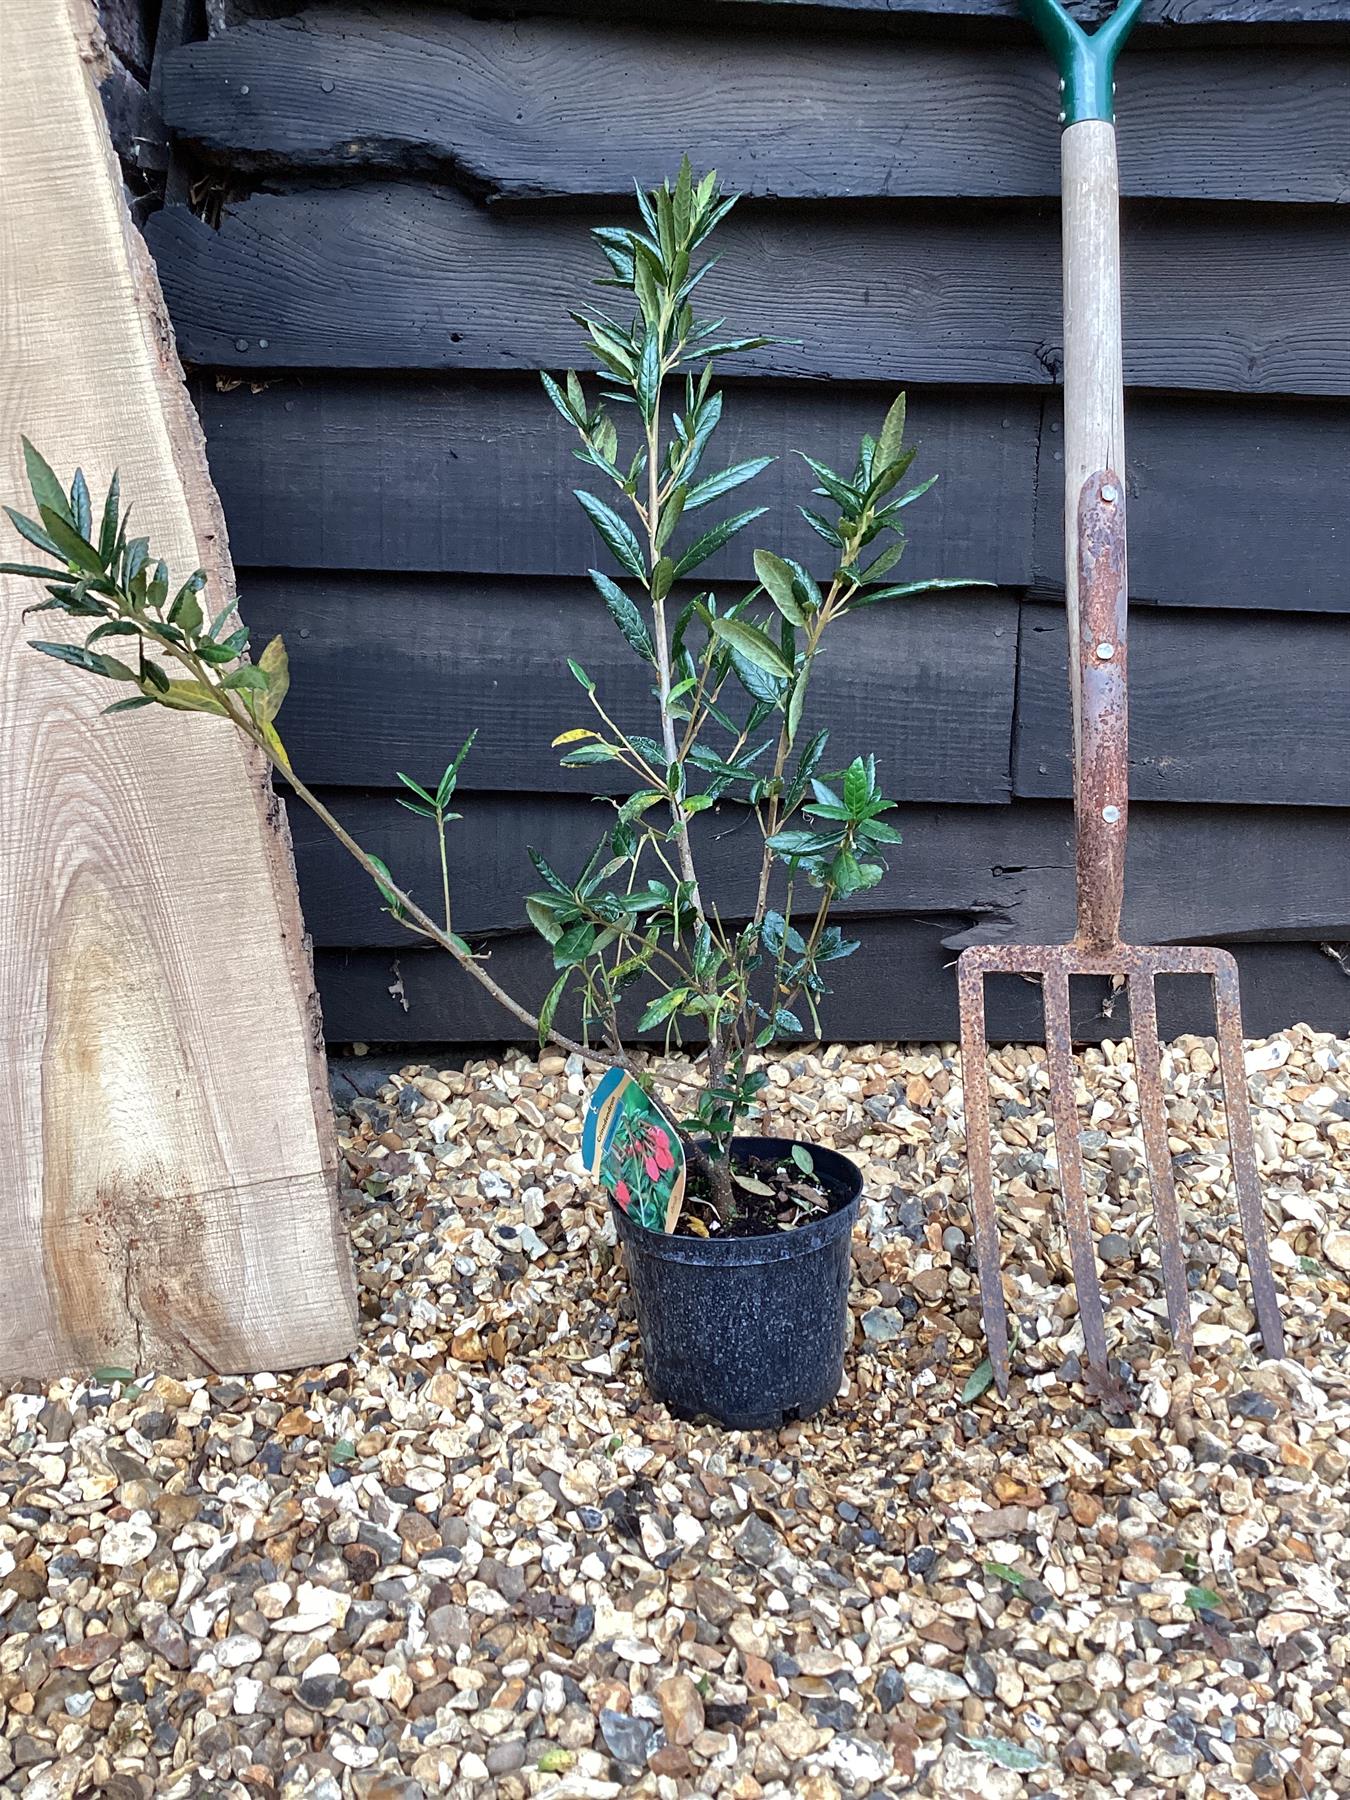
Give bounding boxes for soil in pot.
[612,1136,862,1432]
[676,1147,846,1240]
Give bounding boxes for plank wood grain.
[161,13,1350,204]
[288,792,1350,948]
[313,930,1350,1046]
[421,0,1350,32]
[200,377,1036,587]
[1014,602,1350,805]
[1034,395,1350,613]
[241,575,1017,802]
[0,0,356,1379]
[146,188,1350,395]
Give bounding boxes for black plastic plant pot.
[609,1136,862,1431]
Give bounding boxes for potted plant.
[3,162,981,1429]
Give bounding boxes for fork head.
[957,939,1285,1395]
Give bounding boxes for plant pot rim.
[608,1134,861,1269]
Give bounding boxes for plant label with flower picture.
[583,1068,686,1234]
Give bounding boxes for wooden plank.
[1035,395,1350,613]
[160,12,1350,205]
[242,574,1017,802]
[0,0,355,1380]
[147,188,1350,396]
[418,0,1350,36]
[313,929,1350,1046]
[200,376,1035,584]
[288,792,1350,947]
[1014,603,1350,806]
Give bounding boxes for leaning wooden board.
[0,0,355,1378]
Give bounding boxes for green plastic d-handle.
[1021,0,1144,127]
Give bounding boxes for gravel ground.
[3,1026,1350,1800]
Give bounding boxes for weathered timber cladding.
[149,189,1350,395]
[149,0,1350,1041]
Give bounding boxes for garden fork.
[957,0,1285,1395]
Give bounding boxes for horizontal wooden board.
[287,791,1350,947]
[412,0,1350,36]
[1035,395,1350,613]
[243,573,1017,801]
[313,927,1350,1045]
[148,189,1350,395]
[198,376,1037,586]
[1014,602,1350,806]
[161,12,1350,205]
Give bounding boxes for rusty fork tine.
[1212,954,1287,1362]
[1127,973,1195,1363]
[1042,970,1111,1377]
[958,961,1012,1394]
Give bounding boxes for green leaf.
[960,1735,1042,1773]
[753,549,806,625]
[366,855,406,919]
[541,370,582,426]
[528,847,572,897]
[567,657,595,693]
[1185,1586,1223,1611]
[983,1560,1024,1588]
[28,639,117,678]
[168,580,203,636]
[786,668,808,745]
[574,491,646,581]
[103,695,155,715]
[4,507,62,557]
[843,757,871,817]
[684,458,773,512]
[0,561,73,579]
[92,1365,135,1385]
[961,1358,997,1403]
[851,577,992,607]
[22,439,74,527]
[525,897,564,944]
[538,969,571,1045]
[223,663,269,693]
[98,472,121,565]
[876,392,907,470]
[709,615,793,680]
[329,1438,357,1464]
[671,506,768,580]
[36,507,103,575]
[69,469,91,540]
[636,330,661,421]
[553,922,595,967]
[639,987,688,1031]
[790,1144,815,1175]
[590,569,655,662]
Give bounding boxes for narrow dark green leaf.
[538,969,570,1045]
[590,569,655,662]
[876,393,907,470]
[574,491,646,581]
[672,506,767,580]
[98,472,121,564]
[22,440,73,527]
[684,458,773,512]
[851,576,993,607]
[961,1358,997,1403]
[753,550,806,625]
[709,615,792,679]
[69,469,91,540]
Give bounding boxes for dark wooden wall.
[138,0,1350,1044]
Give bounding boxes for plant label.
[582,1068,686,1234]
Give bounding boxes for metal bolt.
[240,84,250,96]
[1057,110,1066,123]
[320,78,336,94]
[1095,642,1115,660]
[1101,484,1119,503]
[1102,805,1121,824]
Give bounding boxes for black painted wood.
[201,376,1037,586]
[313,928,1350,1045]
[1014,602,1350,805]
[148,190,1350,396]
[288,791,1350,947]
[1035,395,1350,613]
[415,0,1350,35]
[245,573,1017,800]
[161,13,1350,204]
